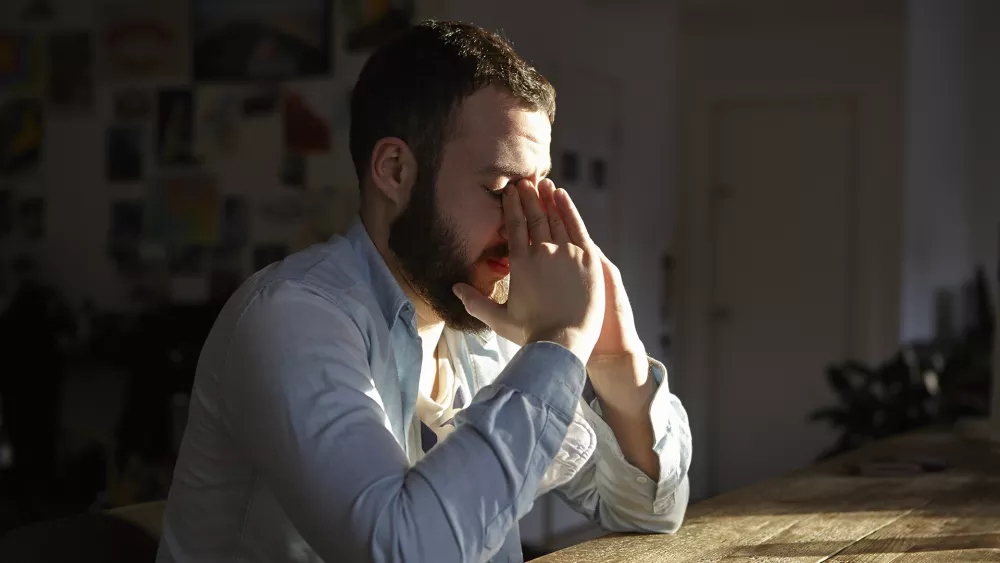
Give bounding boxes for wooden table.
[535,431,1000,562]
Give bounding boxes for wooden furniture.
[534,431,1000,562]
[0,501,164,562]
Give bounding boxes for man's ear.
[369,137,418,213]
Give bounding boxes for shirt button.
[636,475,649,484]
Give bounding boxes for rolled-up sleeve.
[553,357,692,533]
[220,280,588,562]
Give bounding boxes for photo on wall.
[106,125,143,182]
[220,195,249,248]
[48,31,95,109]
[109,199,144,272]
[0,98,43,177]
[157,88,199,166]
[283,90,330,154]
[97,0,184,81]
[0,33,43,96]
[193,0,331,81]
[146,172,221,248]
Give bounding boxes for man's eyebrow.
[478,163,552,180]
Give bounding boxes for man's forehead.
[453,87,551,176]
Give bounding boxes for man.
[158,20,690,563]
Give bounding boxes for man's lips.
[485,257,510,276]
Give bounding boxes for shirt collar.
[345,218,416,332]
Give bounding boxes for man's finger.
[539,179,569,244]
[453,283,507,330]
[503,182,528,258]
[554,188,593,247]
[518,179,551,245]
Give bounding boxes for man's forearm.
[588,353,660,479]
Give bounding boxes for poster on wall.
[157,89,199,166]
[0,98,43,177]
[280,151,306,188]
[109,199,144,272]
[344,0,413,52]
[48,31,95,109]
[146,172,221,247]
[106,125,143,182]
[0,34,42,96]
[97,0,184,80]
[283,90,330,154]
[193,0,332,82]
[196,88,241,157]
[220,195,249,248]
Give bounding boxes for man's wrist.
[587,352,654,414]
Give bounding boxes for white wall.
[902,0,1000,341]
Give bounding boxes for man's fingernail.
[452,286,463,300]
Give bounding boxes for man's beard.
[388,175,508,334]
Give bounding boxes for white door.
[708,98,856,493]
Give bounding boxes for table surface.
[534,431,1000,562]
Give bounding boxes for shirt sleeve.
[220,280,587,562]
[553,357,692,533]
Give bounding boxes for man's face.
[389,86,552,333]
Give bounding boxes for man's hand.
[537,180,660,479]
[453,178,605,365]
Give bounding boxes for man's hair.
[349,20,556,188]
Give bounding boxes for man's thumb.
[453,283,504,325]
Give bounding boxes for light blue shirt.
[157,220,691,563]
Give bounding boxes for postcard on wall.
[344,0,413,52]
[193,0,331,82]
[0,34,42,96]
[146,172,221,247]
[157,88,199,166]
[106,125,143,183]
[113,88,153,121]
[220,195,249,249]
[283,90,330,154]
[196,88,241,157]
[280,151,306,188]
[97,0,184,81]
[18,196,44,239]
[109,199,144,272]
[0,98,43,177]
[48,31,95,110]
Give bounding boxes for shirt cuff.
[584,357,683,516]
